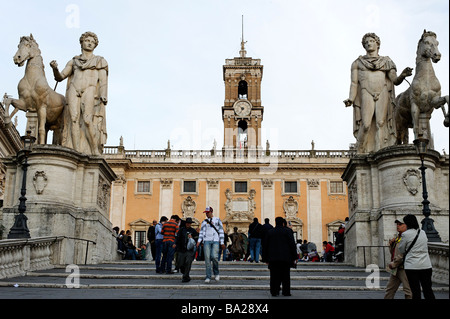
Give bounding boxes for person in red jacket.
[322,241,335,262]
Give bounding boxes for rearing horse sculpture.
[394,30,449,145]
[3,34,66,145]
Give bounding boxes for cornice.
[105,160,347,172]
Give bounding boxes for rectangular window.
[134,231,146,247]
[137,181,150,193]
[330,181,344,194]
[183,181,197,193]
[235,181,248,193]
[284,181,298,193]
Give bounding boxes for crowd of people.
[112,212,436,299]
[112,228,148,261]
[113,212,346,272]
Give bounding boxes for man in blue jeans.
[154,216,168,273]
[248,218,264,263]
[161,215,180,274]
[196,206,225,283]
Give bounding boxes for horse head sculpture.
[417,30,441,63]
[13,34,41,67]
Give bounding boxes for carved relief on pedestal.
[223,188,257,233]
[348,182,358,214]
[403,169,421,195]
[97,175,110,211]
[0,171,5,199]
[33,171,48,195]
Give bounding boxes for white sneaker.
[204,278,211,283]
[215,275,220,281]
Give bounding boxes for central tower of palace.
[222,32,264,151]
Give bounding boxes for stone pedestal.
[1,145,117,264]
[342,145,449,267]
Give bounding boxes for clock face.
[234,100,252,117]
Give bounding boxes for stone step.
[0,261,447,295]
[55,266,377,273]
[22,272,391,282]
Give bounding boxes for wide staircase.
[0,260,448,299]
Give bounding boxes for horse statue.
[2,34,66,145]
[394,30,449,145]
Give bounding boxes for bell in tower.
[238,75,248,100]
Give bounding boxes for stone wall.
[428,242,449,284]
[1,145,118,264]
[342,145,449,267]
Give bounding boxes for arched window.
[238,80,248,99]
[238,120,248,149]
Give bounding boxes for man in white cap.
[384,219,412,299]
[197,206,226,283]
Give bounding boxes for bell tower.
[222,19,264,151]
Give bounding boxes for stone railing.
[428,242,449,284]
[0,237,63,279]
[103,146,353,164]
[0,234,122,279]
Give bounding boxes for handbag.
[187,236,196,251]
[401,229,421,266]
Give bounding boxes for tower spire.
[240,15,247,58]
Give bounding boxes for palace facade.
[0,106,22,209]
[103,40,352,247]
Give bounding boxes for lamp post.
[7,130,36,239]
[413,137,441,242]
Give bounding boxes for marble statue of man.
[50,31,108,155]
[344,33,412,154]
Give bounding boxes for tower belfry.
[222,17,264,151]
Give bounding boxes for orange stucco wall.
[320,181,348,239]
[122,178,348,243]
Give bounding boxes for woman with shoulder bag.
[397,214,435,299]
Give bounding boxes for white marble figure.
[344,33,413,154]
[50,31,108,155]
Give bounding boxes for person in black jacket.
[248,218,264,263]
[174,218,199,283]
[262,217,297,296]
[147,220,157,260]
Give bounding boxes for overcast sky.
[0,0,448,153]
